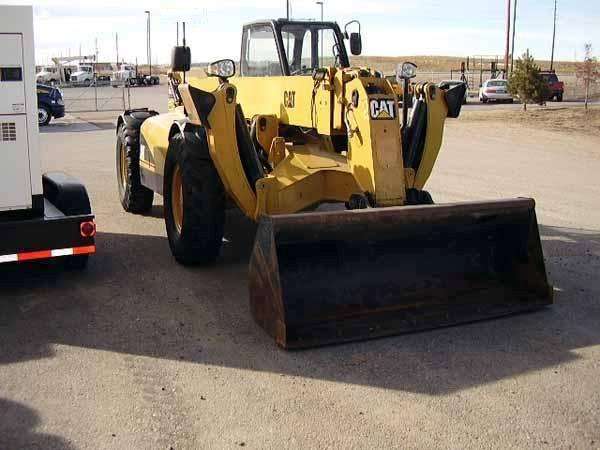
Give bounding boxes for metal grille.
[1,122,17,142]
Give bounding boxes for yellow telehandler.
[115,19,552,349]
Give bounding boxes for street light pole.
[145,10,151,77]
[550,0,557,71]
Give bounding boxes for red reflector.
[80,221,96,237]
[73,245,96,255]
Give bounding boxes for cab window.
[243,26,283,77]
[281,24,342,75]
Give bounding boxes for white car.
[479,79,513,103]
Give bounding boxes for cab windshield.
[281,23,343,75]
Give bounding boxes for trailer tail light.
[80,221,96,238]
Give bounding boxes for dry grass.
[460,106,600,137]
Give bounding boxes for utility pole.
[145,10,152,76]
[316,1,324,67]
[286,0,290,19]
[504,0,511,78]
[550,0,557,71]
[510,0,517,73]
[115,33,119,67]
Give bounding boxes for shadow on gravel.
[0,398,75,450]
[1,218,598,395]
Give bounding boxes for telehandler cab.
[116,19,551,349]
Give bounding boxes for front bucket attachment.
[249,198,552,349]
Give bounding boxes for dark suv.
[540,71,564,102]
[37,84,65,126]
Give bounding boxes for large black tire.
[406,189,434,205]
[116,123,154,213]
[164,131,225,265]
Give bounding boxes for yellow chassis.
[139,67,450,221]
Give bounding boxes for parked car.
[479,79,513,103]
[438,80,469,104]
[37,84,65,126]
[540,71,564,102]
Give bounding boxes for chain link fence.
[395,71,599,101]
[62,83,131,113]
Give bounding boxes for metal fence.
[406,71,599,101]
[61,83,131,113]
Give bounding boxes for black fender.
[42,172,92,216]
[116,108,159,135]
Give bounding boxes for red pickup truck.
[540,71,564,102]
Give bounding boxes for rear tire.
[38,105,51,126]
[116,123,154,213]
[557,94,563,102]
[164,131,225,265]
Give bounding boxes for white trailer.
[0,5,95,268]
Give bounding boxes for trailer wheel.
[164,130,225,265]
[116,123,154,213]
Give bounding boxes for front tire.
[164,131,225,266]
[116,123,154,213]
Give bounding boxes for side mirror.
[344,20,362,56]
[171,46,191,72]
[206,59,236,79]
[349,33,362,56]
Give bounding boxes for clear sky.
[4,0,599,65]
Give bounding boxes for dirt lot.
[462,106,600,137]
[1,86,600,449]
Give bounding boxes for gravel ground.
[1,85,599,449]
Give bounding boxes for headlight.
[397,62,418,81]
[206,59,236,79]
[57,98,65,106]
